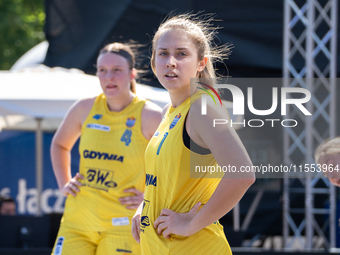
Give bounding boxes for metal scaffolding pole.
[283,0,337,250]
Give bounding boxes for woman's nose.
[106,71,115,80]
[166,56,176,68]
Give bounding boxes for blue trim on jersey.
[156,132,168,155]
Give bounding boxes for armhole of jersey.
[137,98,149,142]
[182,112,211,155]
[80,96,99,132]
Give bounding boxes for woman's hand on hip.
[154,202,201,239]
[61,172,84,197]
[119,188,144,209]
[131,202,144,243]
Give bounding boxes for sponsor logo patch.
[145,174,157,187]
[54,237,64,255]
[92,114,103,120]
[86,123,110,132]
[116,249,132,254]
[126,117,136,127]
[112,217,130,226]
[169,113,181,129]
[83,150,124,162]
[84,168,117,191]
[140,200,151,233]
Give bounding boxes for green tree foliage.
[0,0,45,70]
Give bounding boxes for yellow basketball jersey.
[140,92,232,254]
[62,94,149,231]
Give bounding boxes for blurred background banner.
[42,0,340,79]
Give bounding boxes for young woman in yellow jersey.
[131,14,255,254]
[51,43,162,255]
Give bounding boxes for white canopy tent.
[0,68,171,130]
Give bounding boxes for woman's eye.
[159,52,167,56]
[179,52,187,56]
[98,68,106,73]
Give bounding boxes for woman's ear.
[197,57,208,72]
[130,68,137,81]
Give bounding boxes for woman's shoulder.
[142,100,162,118]
[64,97,97,125]
[71,97,96,114]
[141,101,163,140]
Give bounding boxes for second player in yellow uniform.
[54,95,148,254]
[51,43,162,255]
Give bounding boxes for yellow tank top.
[140,92,231,254]
[62,94,149,231]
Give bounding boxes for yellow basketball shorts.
[51,224,140,255]
[140,221,232,255]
